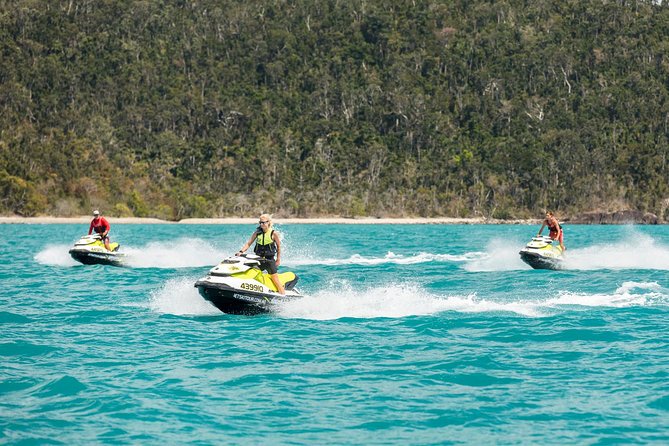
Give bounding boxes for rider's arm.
[88,221,94,235]
[552,217,562,238]
[236,232,258,255]
[537,220,546,235]
[273,231,281,266]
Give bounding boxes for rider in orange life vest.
[538,211,565,251]
[88,210,112,251]
[236,214,286,295]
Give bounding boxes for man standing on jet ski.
[236,214,286,295]
[88,210,112,251]
[537,211,565,252]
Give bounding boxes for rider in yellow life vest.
[236,214,285,295]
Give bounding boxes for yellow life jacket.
[254,229,277,258]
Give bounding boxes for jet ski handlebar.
[79,233,102,240]
[223,253,262,266]
[236,253,262,260]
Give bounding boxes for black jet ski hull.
[195,281,295,315]
[69,249,126,267]
[519,251,564,270]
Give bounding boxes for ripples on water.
[2,224,669,444]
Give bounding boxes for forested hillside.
[1,0,668,220]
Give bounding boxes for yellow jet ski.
[69,234,126,267]
[195,254,301,315]
[519,235,564,270]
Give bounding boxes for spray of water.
[124,238,224,268]
[274,280,668,320]
[34,245,79,267]
[287,251,485,267]
[463,238,527,272]
[274,281,550,320]
[148,276,220,316]
[546,281,667,308]
[563,233,669,270]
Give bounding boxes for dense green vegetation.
[1,0,668,220]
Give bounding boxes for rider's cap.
[93,210,100,216]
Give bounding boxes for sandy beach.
[0,216,540,225]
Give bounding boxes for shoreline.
[0,216,541,225]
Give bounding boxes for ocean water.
[2,223,669,444]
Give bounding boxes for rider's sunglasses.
[259,221,269,224]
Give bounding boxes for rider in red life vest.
[88,210,112,251]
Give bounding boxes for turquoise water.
[2,223,669,444]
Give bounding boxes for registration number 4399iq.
[240,282,264,292]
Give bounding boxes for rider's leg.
[271,273,286,295]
